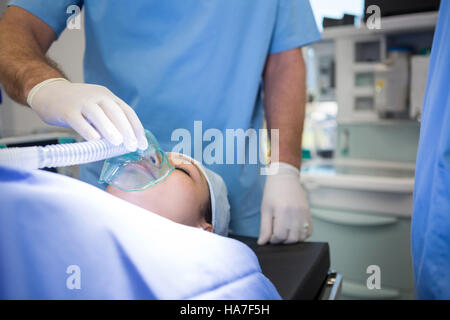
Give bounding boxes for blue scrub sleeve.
[269,0,321,54]
[411,0,450,299]
[8,0,83,36]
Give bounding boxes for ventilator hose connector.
[0,139,128,169]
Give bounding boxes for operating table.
[231,236,342,300]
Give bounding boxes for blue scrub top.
[412,1,450,299]
[9,0,321,237]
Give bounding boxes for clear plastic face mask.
[99,130,174,191]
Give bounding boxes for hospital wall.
[0,4,84,138]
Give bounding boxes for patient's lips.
[127,162,146,171]
[126,161,158,180]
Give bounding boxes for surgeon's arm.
[0,6,147,151]
[258,47,312,245]
[263,47,306,169]
[0,6,63,105]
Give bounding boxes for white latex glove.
[258,162,313,245]
[27,78,148,151]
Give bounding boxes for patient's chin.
[105,185,121,196]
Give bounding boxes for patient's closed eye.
[176,167,190,177]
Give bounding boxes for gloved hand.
[258,161,313,245]
[27,78,148,151]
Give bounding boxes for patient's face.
[106,153,212,231]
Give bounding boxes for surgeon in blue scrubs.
[0,1,320,243]
[412,1,450,299]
